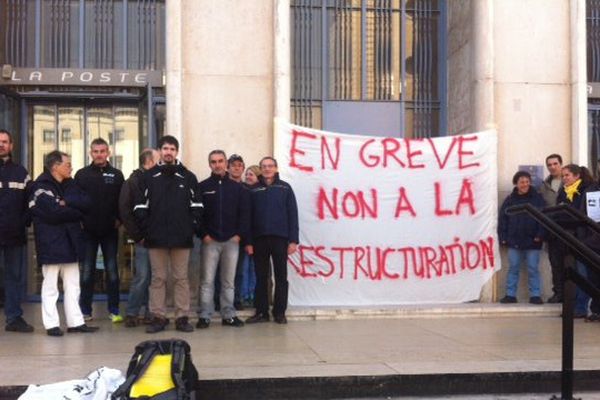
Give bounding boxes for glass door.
[29,102,141,296]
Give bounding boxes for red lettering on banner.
[397,247,416,280]
[290,236,495,281]
[354,246,369,280]
[332,246,352,279]
[289,129,316,172]
[317,187,338,220]
[405,139,425,169]
[394,187,417,218]
[457,135,480,169]
[381,138,406,168]
[321,136,341,170]
[379,247,399,279]
[465,242,481,269]
[456,179,476,215]
[479,237,495,269]
[318,187,378,220]
[428,137,457,169]
[434,182,453,216]
[359,139,379,167]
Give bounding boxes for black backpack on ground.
[112,339,199,400]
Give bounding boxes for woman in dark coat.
[498,171,545,304]
[556,164,596,317]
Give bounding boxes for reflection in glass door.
[31,104,140,177]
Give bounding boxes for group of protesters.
[0,128,299,336]
[498,153,600,320]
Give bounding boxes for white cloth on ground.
[17,367,125,400]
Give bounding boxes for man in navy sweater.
[245,156,298,324]
[196,150,249,328]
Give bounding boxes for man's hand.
[245,245,254,255]
[288,243,298,255]
[59,200,66,206]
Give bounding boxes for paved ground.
[1,302,600,390]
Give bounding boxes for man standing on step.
[0,129,34,333]
[75,138,124,323]
[196,150,249,329]
[540,153,564,303]
[120,148,159,327]
[134,135,204,333]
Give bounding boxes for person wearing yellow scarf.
[563,178,581,202]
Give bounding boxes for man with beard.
[134,136,203,333]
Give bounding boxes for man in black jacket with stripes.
[75,138,124,322]
[134,135,204,333]
[0,129,34,333]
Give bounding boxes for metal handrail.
[505,203,600,400]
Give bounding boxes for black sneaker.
[146,317,169,334]
[547,294,563,304]
[246,313,270,324]
[67,324,99,333]
[274,315,288,324]
[5,316,34,333]
[196,318,211,329]
[500,296,517,304]
[124,315,139,328]
[222,317,244,327]
[175,317,194,332]
[46,327,64,337]
[585,313,600,322]
[529,296,543,305]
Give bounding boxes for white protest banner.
[274,119,500,306]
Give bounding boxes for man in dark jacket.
[196,150,249,329]
[134,135,203,333]
[29,150,98,336]
[245,156,299,324]
[0,129,33,332]
[119,148,159,327]
[75,138,124,322]
[539,153,565,303]
[498,171,546,304]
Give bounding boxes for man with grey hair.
[29,150,98,336]
[119,148,160,327]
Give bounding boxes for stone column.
[571,0,587,165]
[471,0,495,132]
[274,0,291,144]
[471,0,496,302]
[166,0,184,156]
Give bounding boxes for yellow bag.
[112,340,198,400]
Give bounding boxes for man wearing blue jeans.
[75,138,124,322]
[196,150,249,329]
[119,148,159,327]
[0,129,34,333]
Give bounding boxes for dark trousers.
[234,243,245,304]
[80,230,120,315]
[548,238,566,298]
[1,245,25,323]
[254,236,289,317]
